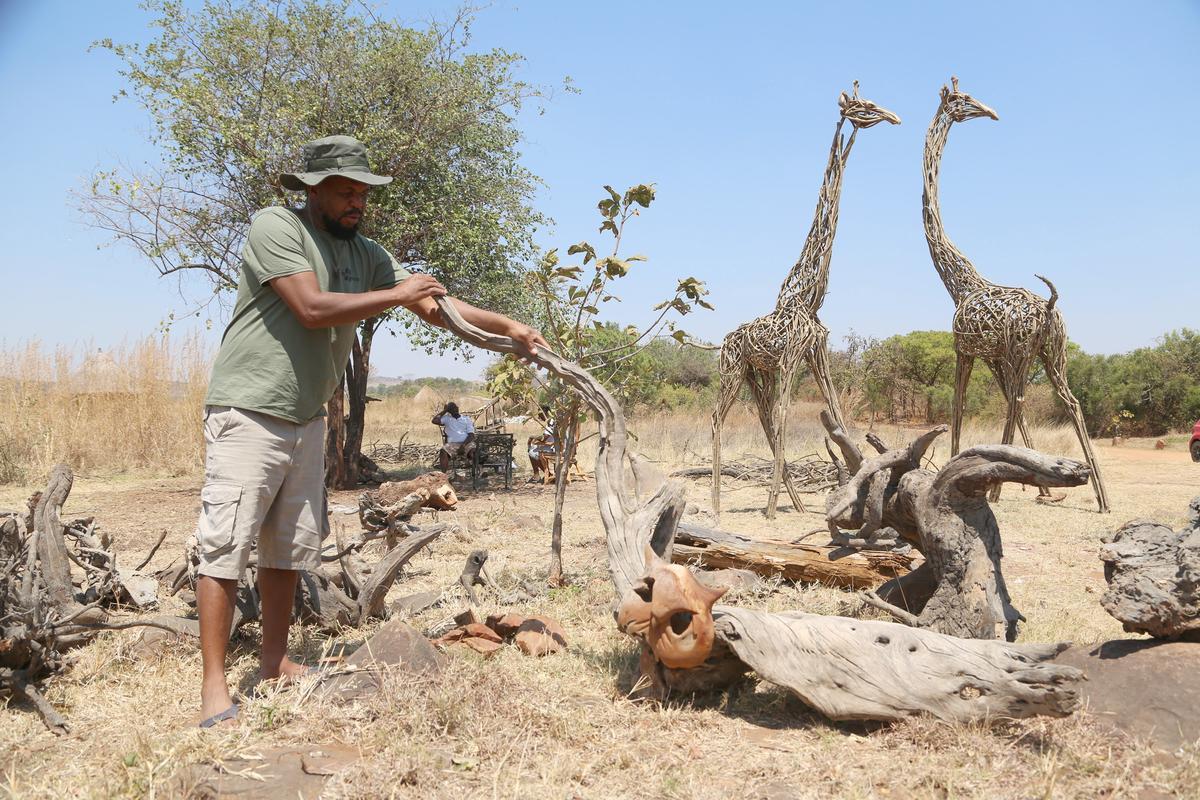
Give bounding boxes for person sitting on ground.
[527,405,557,483]
[433,402,476,473]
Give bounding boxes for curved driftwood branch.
[823,412,1091,640]
[432,297,682,600]
[357,525,444,621]
[432,297,1084,723]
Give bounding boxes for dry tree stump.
[1099,497,1200,639]
[820,412,1091,641]
[432,296,1085,725]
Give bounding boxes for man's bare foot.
[200,677,237,727]
[259,656,312,687]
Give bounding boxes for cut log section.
[431,296,1085,724]
[358,472,457,546]
[673,522,914,589]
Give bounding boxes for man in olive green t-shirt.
[196,135,546,728]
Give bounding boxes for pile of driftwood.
[367,436,441,467]
[0,466,165,733]
[434,296,1086,724]
[671,454,839,493]
[155,473,460,636]
[2,467,458,733]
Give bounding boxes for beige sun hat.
[279,135,393,191]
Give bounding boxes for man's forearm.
[407,294,545,355]
[295,286,403,328]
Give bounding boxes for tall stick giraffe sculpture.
[923,77,1109,513]
[712,85,900,521]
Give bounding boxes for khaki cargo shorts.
[195,406,328,580]
[441,440,476,458]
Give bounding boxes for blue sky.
[1,1,1197,379]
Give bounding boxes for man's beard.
[321,211,360,240]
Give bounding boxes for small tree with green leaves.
[489,184,712,585]
[80,0,557,487]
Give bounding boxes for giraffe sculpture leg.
[745,370,803,519]
[710,360,745,521]
[1014,410,1055,500]
[950,350,974,456]
[1043,351,1110,513]
[806,335,846,430]
[772,360,808,515]
[985,355,1038,503]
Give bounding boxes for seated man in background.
[527,405,557,484]
[433,402,476,474]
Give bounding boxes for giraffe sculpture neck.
[922,108,989,305]
[775,120,856,315]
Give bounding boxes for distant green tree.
[1066,328,1200,435]
[851,331,998,424]
[81,0,558,486]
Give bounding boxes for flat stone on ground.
[389,589,444,616]
[321,619,443,702]
[176,743,359,799]
[1055,639,1200,752]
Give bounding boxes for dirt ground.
[1,438,1198,798]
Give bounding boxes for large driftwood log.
[673,522,913,589]
[821,412,1091,641]
[715,607,1078,720]
[1099,497,1200,639]
[432,297,1083,723]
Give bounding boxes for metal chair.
[471,433,514,489]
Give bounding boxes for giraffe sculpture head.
[838,81,902,129]
[940,76,999,122]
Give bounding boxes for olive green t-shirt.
[204,206,411,423]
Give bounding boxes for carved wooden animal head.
[838,81,901,129]
[939,76,998,122]
[617,548,727,669]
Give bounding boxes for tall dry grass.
[0,340,1087,488]
[0,335,211,483]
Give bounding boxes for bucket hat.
[279,135,393,191]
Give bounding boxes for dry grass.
[0,336,210,484]
[3,388,1200,797]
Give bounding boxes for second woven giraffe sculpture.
[712,84,900,521]
[922,77,1109,513]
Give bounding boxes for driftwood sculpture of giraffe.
[712,85,900,521]
[923,77,1109,513]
